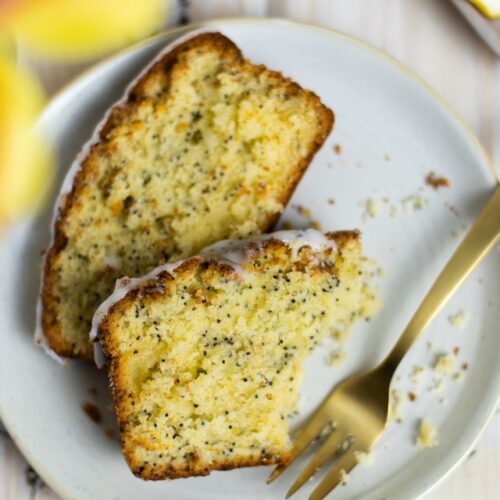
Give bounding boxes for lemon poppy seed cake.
[92,229,379,479]
[39,32,334,359]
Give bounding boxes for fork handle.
[382,184,500,374]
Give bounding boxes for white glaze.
[203,228,334,256]
[34,28,211,362]
[90,229,336,367]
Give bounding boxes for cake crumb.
[325,348,347,367]
[453,346,460,356]
[429,377,445,394]
[445,201,459,217]
[294,204,311,218]
[402,195,428,212]
[309,221,322,230]
[389,389,403,422]
[461,362,469,371]
[453,371,465,382]
[416,419,438,448]
[384,154,391,162]
[410,365,424,385]
[408,391,417,402]
[425,172,449,190]
[354,450,375,466]
[434,353,456,375]
[339,468,349,485]
[362,198,378,221]
[104,427,115,438]
[327,198,336,205]
[448,310,467,329]
[82,401,102,424]
[333,144,342,155]
[332,328,350,344]
[281,221,293,230]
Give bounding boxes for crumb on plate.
[82,401,102,424]
[325,348,347,367]
[429,377,445,394]
[339,468,349,485]
[410,365,424,385]
[354,450,375,466]
[362,198,378,221]
[425,172,449,190]
[448,310,467,328]
[389,389,403,422]
[402,194,428,212]
[104,427,115,439]
[293,204,311,218]
[444,201,460,217]
[416,419,438,448]
[434,353,456,375]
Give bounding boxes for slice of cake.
[39,32,334,359]
[92,229,379,479]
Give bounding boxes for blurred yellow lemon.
[469,0,500,18]
[0,56,52,226]
[3,0,167,61]
[0,0,169,227]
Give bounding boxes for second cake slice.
[92,229,379,480]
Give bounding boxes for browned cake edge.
[40,32,334,359]
[98,231,358,480]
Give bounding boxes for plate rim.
[2,17,498,500]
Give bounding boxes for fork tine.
[267,408,332,483]
[309,443,362,500]
[285,423,350,498]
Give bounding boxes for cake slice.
[39,32,334,359]
[93,229,379,480]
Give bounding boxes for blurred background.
[0,0,498,499]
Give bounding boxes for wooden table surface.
[1,0,498,498]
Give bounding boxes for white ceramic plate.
[1,19,498,500]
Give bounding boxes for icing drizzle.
[90,229,336,367]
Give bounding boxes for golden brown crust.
[97,231,357,480]
[41,32,334,359]
[126,450,291,480]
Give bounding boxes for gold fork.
[268,184,500,500]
